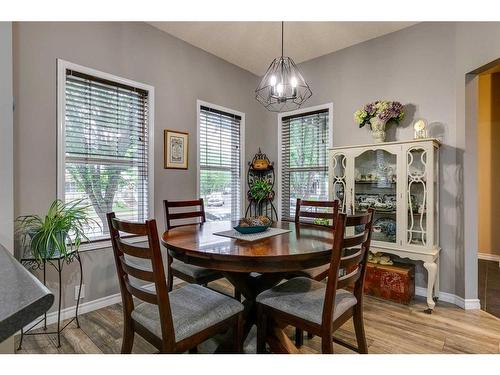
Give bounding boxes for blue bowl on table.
[233,223,271,234]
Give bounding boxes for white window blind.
[281,109,329,221]
[63,69,150,240]
[199,105,241,221]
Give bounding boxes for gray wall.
[0,22,13,254]
[264,22,500,299]
[292,23,457,295]
[453,22,500,300]
[14,21,500,307]
[0,21,14,354]
[13,22,269,311]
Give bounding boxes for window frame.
[57,59,155,251]
[196,99,245,220]
[277,103,333,221]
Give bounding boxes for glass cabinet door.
[406,147,429,246]
[330,153,347,212]
[354,148,398,244]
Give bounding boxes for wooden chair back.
[294,199,339,228]
[322,209,374,327]
[106,212,175,350]
[164,199,206,230]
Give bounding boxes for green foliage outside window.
[200,170,231,196]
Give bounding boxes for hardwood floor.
[478,259,500,318]
[15,279,500,354]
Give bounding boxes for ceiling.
[149,22,417,76]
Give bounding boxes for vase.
[370,117,387,143]
[27,230,68,260]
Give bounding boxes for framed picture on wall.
[164,129,189,169]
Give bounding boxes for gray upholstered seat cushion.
[293,264,330,280]
[256,277,357,325]
[131,284,243,343]
[171,259,221,280]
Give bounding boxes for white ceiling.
[149,22,417,76]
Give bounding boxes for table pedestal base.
[214,272,284,352]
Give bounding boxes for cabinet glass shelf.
[353,149,397,243]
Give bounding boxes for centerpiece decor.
[234,216,272,234]
[354,101,405,143]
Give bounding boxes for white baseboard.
[462,298,482,310]
[24,279,481,333]
[415,287,481,310]
[478,252,500,264]
[23,280,181,331]
[25,292,122,330]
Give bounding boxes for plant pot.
[370,117,387,143]
[27,230,69,260]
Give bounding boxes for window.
[58,60,154,242]
[280,107,331,221]
[198,102,244,221]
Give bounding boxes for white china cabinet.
[328,138,440,312]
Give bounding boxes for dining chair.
[293,198,340,281]
[256,209,374,354]
[292,198,339,346]
[106,212,244,354]
[164,199,240,299]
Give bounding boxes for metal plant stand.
[245,149,278,221]
[17,250,83,349]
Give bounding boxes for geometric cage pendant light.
[255,22,312,112]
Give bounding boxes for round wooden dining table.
[161,220,335,353]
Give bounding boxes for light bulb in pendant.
[290,77,298,98]
[269,75,277,86]
[277,83,284,96]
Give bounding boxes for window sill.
[77,236,148,252]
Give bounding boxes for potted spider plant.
[16,199,98,262]
[249,179,273,203]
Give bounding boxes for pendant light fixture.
[255,22,312,112]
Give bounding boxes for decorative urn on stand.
[354,100,405,143]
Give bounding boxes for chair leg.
[121,320,134,354]
[295,327,304,347]
[307,332,314,339]
[167,271,174,292]
[189,346,198,354]
[321,333,334,354]
[233,313,244,353]
[256,305,267,353]
[167,255,174,292]
[234,289,241,302]
[353,306,368,354]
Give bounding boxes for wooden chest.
[363,263,415,304]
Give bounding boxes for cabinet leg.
[423,261,437,313]
[433,258,440,302]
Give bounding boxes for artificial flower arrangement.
[354,100,405,129]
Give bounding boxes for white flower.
[354,109,367,125]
